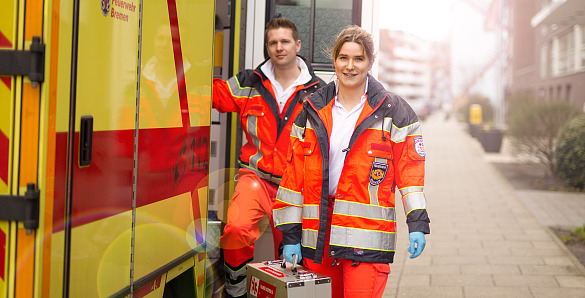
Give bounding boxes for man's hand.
[408,231,426,259]
[283,243,302,264]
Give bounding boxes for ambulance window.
[273,0,360,71]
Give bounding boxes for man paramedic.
[212,17,325,298]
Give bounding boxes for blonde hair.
[330,25,375,66]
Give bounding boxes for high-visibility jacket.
[212,56,325,184]
[273,75,430,264]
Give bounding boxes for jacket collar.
[308,74,388,111]
[253,55,321,88]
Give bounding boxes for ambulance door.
[131,0,213,296]
[50,0,139,296]
[0,0,45,296]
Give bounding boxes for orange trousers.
[304,197,390,298]
[220,169,283,267]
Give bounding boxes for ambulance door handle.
[79,116,93,166]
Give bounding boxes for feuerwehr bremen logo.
[414,136,426,157]
[369,162,388,186]
[101,0,111,16]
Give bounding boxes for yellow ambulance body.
[0,0,218,296]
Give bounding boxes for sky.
[379,0,458,41]
[378,0,502,103]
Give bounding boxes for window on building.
[272,0,361,70]
[539,43,547,79]
[578,25,585,68]
[557,30,575,74]
[566,84,571,102]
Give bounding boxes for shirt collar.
[333,76,369,110]
[260,56,312,87]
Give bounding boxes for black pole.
[63,0,81,296]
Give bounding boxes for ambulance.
[0,0,378,296]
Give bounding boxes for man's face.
[266,27,301,69]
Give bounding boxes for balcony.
[531,0,585,27]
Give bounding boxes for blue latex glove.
[283,244,302,264]
[408,232,426,259]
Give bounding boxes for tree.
[507,100,581,176]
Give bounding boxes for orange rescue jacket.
[273,75,430,264]
[212,56,325,184]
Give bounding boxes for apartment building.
[508,0,585,111]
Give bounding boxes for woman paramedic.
[272,25,430,297]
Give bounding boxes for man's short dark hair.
[265,17,299,43]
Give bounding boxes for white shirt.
[260,57,312,113]
[328,78,369,195]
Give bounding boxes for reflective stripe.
[225,262,247,281]
[402,191,427,215]
[368,117,393,133]
[330,226,395,251]
[400,186,424,195]
[333,200,396,222]
[302,205,319,219]
[237,164,279,184]
[224,261,248,297]
[302,229,318,249]
[368,157,388,205]
[227,76,261,98]
[225,278,247,297]
[247,115,263,170]
[276,187,303,206]
[367,117,422,143]
[291,123,305,141]
[391,122,422,143]
[273,206,302,225]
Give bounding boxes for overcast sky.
[379,0,458,41]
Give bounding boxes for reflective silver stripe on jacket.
[400,187,427,215]
[368,117,393,134]
[302,229,318,249]
[276,187,303,206]
[333,200,396,222]
[247,115,263,171]
[302,204,319,219]
[227,76,261,98]
[391,121,422,143]
[290,122,306,141]
[273,206,302,226]
[329,226,396,251]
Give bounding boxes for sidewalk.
[384,112,585,297]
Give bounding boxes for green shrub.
[556,114,585,190]
[507,101,581,176]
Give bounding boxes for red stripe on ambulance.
[0,130,9,183]
[166,0,190,128]
[0,30,11,89]
[52,126,209,232]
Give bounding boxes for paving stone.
[493,275,558,287]
[555,276,585,288]
[530,287,585,297]
[460,264,521,275]
[463,286,532,297]
[520,265,582,275]
[431,274,494,287]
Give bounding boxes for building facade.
[508,0,585,111]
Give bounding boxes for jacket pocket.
[242,104,265,117]
[367,141,393,160]
[303,141,316,156]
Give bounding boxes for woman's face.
[334,41,371,91]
